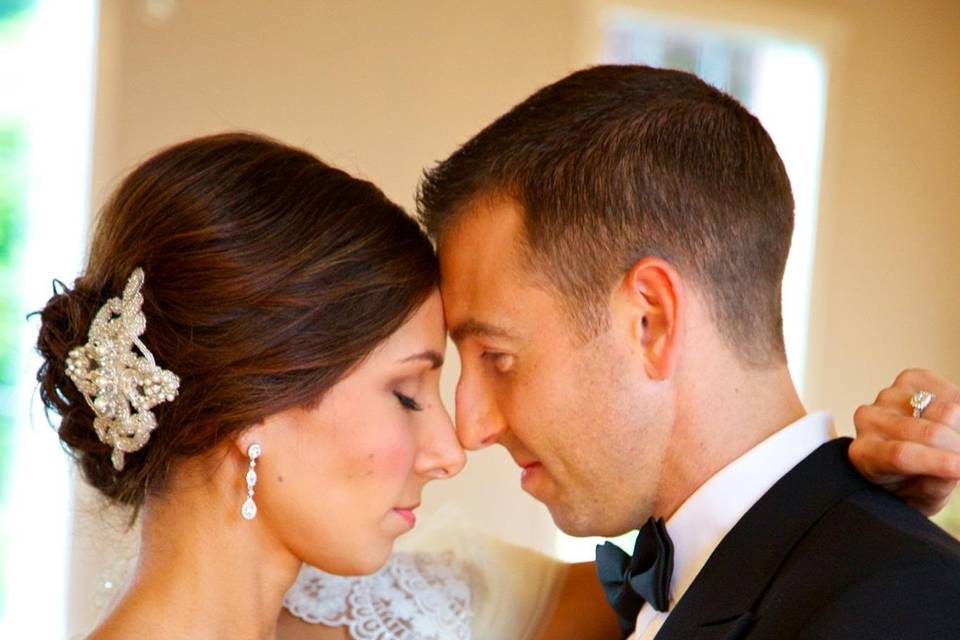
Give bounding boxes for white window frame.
[1,0,99,636]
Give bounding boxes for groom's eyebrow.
[450,319,518,343]
[400,350,445,369]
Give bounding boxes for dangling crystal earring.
[241,443,261,520]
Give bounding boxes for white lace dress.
[284,551,473,639]
[91,527,565,640]
[282,533,566,640]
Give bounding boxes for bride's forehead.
[357,301,446,364]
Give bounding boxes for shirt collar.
[662,411,835,609]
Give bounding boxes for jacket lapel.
[655,438,869,640]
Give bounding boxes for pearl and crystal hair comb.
[64,268,180,470]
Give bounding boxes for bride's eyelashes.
[393,391,423,412]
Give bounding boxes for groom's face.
[437,197,673,537]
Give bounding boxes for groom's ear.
[618,257,684,380]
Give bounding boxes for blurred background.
[0,0,958,636]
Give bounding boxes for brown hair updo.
[36,132,439,508]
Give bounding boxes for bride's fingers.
[850,436,960,481]
[852,371,960,513]
[922,398,960,430]
[871,386,960,432]
[898,477,960,517]
[885,369,960,407]
[854,404,960,453]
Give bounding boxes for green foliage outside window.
[0,0,32,22]
[0,0,33,618]
[0,124,25,490]
[0,123,26,623]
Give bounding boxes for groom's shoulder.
[745,439,960,637]
[785,437,960,575]
[796,479,960,580]
[805,440,960,566]
[789,557,960,639]
[847,479,960,556]
[657,439,960,639]
[784,484,960,637]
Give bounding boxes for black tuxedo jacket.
[654,438,960,640]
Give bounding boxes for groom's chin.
[547,499,641,539]
[547,502,604,538]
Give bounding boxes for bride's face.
[248,291,464,575]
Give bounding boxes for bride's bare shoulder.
[532,561,620,640]
[82,609,153,640]
[84,610,348,640]
[277,609,350,640]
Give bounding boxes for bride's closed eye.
[394,391,423,412]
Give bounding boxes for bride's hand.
[850,369,960,516]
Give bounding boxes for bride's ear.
[233,420,269,460]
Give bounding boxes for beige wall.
[72,0,960,634]
[800,0,960,422]
[573,0,960,426]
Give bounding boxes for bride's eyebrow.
[399,350,444,370]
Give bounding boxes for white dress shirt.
[628,411,835,640]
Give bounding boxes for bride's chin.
[293,515,410,577]
[304,540,394,577]
[348,543,395,577]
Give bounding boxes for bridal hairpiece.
[65,268,180,471]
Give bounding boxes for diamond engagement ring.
[910,390,935,418]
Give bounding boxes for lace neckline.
[283,550,476,640]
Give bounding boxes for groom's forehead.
[436,200,526,277]
[436,205,557,334]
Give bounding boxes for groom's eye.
[481,351,515,374]
[393,391,423,411]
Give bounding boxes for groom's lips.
[520,461,542,485]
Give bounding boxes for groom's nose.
[415,409,466,479]
[455,374,507,450]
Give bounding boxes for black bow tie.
[596,517,675,638]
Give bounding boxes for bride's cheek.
[366,427,418,483]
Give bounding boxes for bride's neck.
[95,457,302,640]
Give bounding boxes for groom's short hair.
[418,65,794,366]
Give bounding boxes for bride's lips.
[393,505,419,527]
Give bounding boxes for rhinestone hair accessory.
[64,268,180,471]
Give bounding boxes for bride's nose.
[415,407,466,479]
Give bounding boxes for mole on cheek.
[276,475,284,483]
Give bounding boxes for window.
[557,7,828,562]
[0,48,28,638]
[0,0,98,635]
